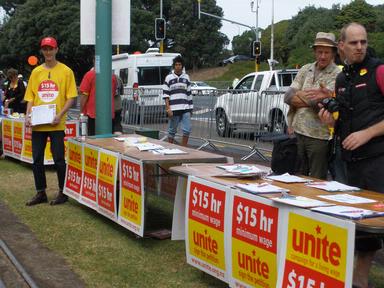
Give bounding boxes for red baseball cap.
[40,37,57,48]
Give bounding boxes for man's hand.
[290,90,311,108]
[51,114,61,126]
[306,87,331,103]
[342,130,372,151]
[167,109,173,118]
[318,107,335,127]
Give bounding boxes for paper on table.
[236,182,289,194]
[155,148,188,155]
[317,194,377,204]
[266,173,310,183]
[134,142,163,151]
[311,205,384,219]
[217,164,269,178]
[271,196,334,208]
[31,104,56,126]
[306,181,360,192]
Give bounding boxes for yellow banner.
[67,141,82,170]
[120,188,142,225]
[232,238,277,288]
[98,151,118,185]
[286,212,347,282]
[188,218,225,270]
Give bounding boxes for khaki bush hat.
[312,32,337,48]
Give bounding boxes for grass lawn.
[1,157,384,287]
[0,158,226,288]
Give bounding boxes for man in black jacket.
[319,22,384,288]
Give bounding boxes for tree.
[0,0,93,80]
[336,0,377,31]
[167,0,227,70]
[0,0,25,16]
[231,30,255,57]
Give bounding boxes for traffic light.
[253,41,261,56]
[155,18,166,40]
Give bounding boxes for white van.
[112,50,181,124]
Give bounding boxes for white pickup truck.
[214,69,298,136]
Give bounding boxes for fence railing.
[121,88,289,161]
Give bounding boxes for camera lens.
[322,98,339,113]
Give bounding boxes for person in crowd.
[18,74,28,87]
[79,61,117,136]
[319,22,384,288]
[24,36,78,206]
[3,68,26,113]
[163,55,192,146]
[113,74,124,134]
[284,32,340,179]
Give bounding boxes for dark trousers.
[348,154,384,251]
[296,133,329,180]
[113,109,122,133]
[32,131,66,192]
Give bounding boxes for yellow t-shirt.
[24,62,78,131]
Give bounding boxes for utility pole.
[95,0,112,134]
[251,0,260,72]
[159,0,164,53]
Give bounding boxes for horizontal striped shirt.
[163,71,193,112]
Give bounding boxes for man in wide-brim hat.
[284,32,340,179]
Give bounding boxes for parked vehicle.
[214,69,298,136]
[112,51,180,124]
[190,81,217,95]
[220,55,252,66]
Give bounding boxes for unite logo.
[291,228,341,266]
[193,229,218,254]
[238,250,269,279]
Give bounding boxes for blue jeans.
[167,111,191,140]
[32,130,66,192]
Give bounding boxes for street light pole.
[251,0,260,72]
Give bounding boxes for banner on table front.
[21,124,32,163]
[12,120,24,159]
[80,143,99,210]
[118,155,144,236]
[185,176,229,283]
[228,190,283,288]
[2,118,13,156]
[64,139,83,200]
[277,209,355,288]
[97,148,119,222]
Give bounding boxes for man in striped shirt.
[163,55,193,146]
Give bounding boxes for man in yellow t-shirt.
[24,36,78,206]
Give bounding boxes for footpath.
[0,201,85,287]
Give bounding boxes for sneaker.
[50,193,68,205]
[26,192,48,206]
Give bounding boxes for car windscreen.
[138,66,172,85]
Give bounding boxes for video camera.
[321,98,339,113]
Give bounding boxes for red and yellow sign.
[21,124,33,163]
[118,156,144,236]
[12,120,24,158]
[186,177,228,282]
[97,149,119,221]
[2,118,13,155]
[230,192,279,288]
[80,144,99,210]
[64,139,83,199]
[280,211,354,288]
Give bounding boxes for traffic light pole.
[199,11,259,71]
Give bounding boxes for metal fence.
[121,88,290,161]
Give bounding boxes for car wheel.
[268,113,287,134]
[216,111,231,137]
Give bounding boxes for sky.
[215,0,383,45]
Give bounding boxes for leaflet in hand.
[311,205,384,219]
[306,181,360,192]
[31,104,56,126]
[236,182,289,194]
[266,173,310,183]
